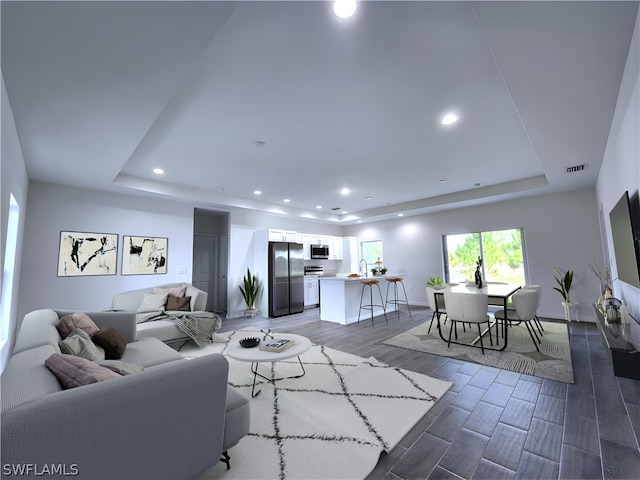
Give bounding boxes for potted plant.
[239,268,259,315]
[551,266,574,304]
[426,276,443,287]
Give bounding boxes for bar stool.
[358,279,388,327]
[385,277,411,318]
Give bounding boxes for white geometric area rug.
[182,327,452,480]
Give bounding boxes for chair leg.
[447,320,455,348]
[221,450,231,470]
[477,324,485,354]
[376,283,388,325]
[428,311,436,333]
[524,322,540,352]
[399,281,412,317]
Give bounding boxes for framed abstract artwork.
[122,235,168,275]
[57,231,118,276]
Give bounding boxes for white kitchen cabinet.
[304,276,320,307]
[341,236,360,274]
[299,234,312,260]
[328,236,343,260]
[268,229,298,242]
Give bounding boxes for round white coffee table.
[227,333,312,397]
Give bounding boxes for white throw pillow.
[136,292,168,313]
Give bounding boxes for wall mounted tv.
[609,191,640,289]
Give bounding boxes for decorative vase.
[474,268,483,288]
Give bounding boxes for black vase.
[475,269,483,288]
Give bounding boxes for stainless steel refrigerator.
[268,242,304,317]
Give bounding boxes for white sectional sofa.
[112,283,215,347]
[1,308,250,479]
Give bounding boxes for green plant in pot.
[426,276,443,287]
[551,266,574,304]
[239,268,259,311]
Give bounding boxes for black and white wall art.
[57,231,118,276]
[122,235,168,275]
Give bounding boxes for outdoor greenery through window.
[361,240,383,273]
[444,229,526,284]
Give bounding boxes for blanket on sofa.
[136,311,222,347]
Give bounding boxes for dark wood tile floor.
[218,306,640,479]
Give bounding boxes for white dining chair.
[495,288,541,351]
[443,291,492,354]
[504,285,544,335]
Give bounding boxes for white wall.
[1,75,29,370]
[344,188,604,321]
[596,7,640,322]
[17,183,195,319]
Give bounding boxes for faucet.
[359,259,368,277]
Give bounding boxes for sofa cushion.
[59,329,105,361]
[1,345,62,412]
[153,285,187,298]
[45,353,121,389]
[92,327,127,359]
[57,311,100,338]
[120,337,184,368]
[166,294,191,311]
[97,360,144,375]
[136,293,168,313]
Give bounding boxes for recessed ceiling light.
[398,213,404,217]
[474,183,481,187]
[439,179,447,183]
[152,168,165,175]
[316,205,323,209]
[341,187,350,195]
[441,113,460,125]
[342,210,348,214]
[333,0,357,18]
[365,196,372,200]
[283,198,290,203]
[254,190,262,195]
[253,141,267,147]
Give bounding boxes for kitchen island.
[319,276,398,325]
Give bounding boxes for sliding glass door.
[443,229,526,284]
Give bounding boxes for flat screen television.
[609,191,640,289]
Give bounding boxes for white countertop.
[320,275,404,282]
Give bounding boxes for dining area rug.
[383,319,574,383]
[185,327,452,480]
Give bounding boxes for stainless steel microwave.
[310,244,329,259]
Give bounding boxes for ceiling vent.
[566,163,588,174]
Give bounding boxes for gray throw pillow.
[59,328,105,361]
[97,360,144,375]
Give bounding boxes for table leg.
[249,357,307,398]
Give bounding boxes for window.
[443,228,526,284]
[1,194,20,344]
[361,240,383,273]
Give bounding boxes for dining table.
[433,283,522,351]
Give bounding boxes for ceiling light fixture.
[441,113,460,125]
[333,0,357,19]
[398,213,404,217]
[316,205,322,209]
[439,179,447,183]
[341,187,350,195]
[283,198,290,203]
[253,140,267,147]
[253,190,262,195]
[152,168,165,175]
